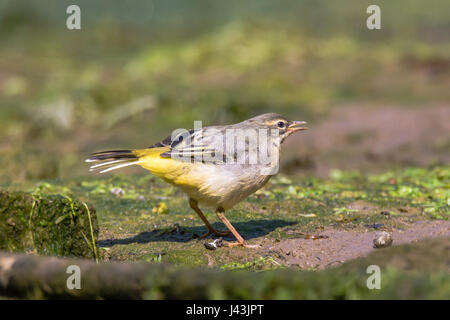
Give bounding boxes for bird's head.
[246,113,308,143]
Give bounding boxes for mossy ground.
[0,191,98,259]
[3,166,447,270]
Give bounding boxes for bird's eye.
[277,121,285,128]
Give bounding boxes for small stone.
[110,188,124,196]
[373,231,393,248]
[204,242,217,250]
[204,237,223,250]
[214,237,224,248]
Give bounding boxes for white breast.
[186,163,272,210]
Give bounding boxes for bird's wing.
[155,125,272,165]
[153,126,240,163]
[148,128,194,149]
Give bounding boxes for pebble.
[204,238,224,250]
[110,188,125,196]
[373,231,393,248]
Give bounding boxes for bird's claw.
[225,241,260,248]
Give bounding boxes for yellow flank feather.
[133,147,201,190]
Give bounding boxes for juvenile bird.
[86,113,307,248]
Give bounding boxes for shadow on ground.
[98,219,295,246]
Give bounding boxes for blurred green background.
[0,0,449,183]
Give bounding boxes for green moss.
[0,190,98,259]
[164,248,209,266]
[1,166,446,267]
[220,256,282,271]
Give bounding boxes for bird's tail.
[86,148,169,174]
[86,150,140,173]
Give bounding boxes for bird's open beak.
[288,121,308,134]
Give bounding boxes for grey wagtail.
[86,113,307,248]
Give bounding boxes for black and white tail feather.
[85,150,141,174]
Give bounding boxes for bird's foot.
[225,241,260,248]
[198,228,231,239]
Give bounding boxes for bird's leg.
[189,199,230,239]
[215,207,258,248]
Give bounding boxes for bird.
[86,113,307,248]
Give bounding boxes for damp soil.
[264,220,450,270]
